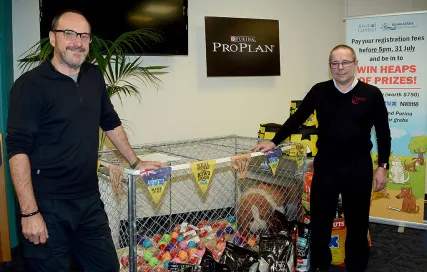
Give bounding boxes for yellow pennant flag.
[140,167,171,204]
[190,160,216,194]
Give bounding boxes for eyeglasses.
[329,60,354,69]
[52,29,92,43]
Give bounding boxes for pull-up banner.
[346,12,427,224]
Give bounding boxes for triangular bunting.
[140,167,172,204]
[190,160,216,195]
[265,148,282,176]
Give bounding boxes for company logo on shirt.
[352,95,367,104]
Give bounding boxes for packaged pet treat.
[219,242,259,272]
[258,233,295,272]
[330,218,346,267]
[200,248,230,272]
[168,262,198,272]
[296,222,311,272]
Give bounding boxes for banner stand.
[345,10,427,230]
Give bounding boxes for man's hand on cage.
[137,160,166,171]
[251,142,275,153]
[373,167,387,192]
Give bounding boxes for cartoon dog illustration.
[389,156,410,184]
[404,158,419,172]
[395,187,420,214]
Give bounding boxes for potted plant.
[17,28,168,149]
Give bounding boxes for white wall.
[12,0,345,145]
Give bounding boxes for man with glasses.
[252,45,391,272]
[6,9,164,271]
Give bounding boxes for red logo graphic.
[352,95,367,104]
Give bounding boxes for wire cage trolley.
[97,135,306,272]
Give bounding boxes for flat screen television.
[39,0,188,55]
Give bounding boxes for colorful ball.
[158,240,167,246]
[216,229,224,237]
[216,241,225,250]
[178,250,188,261]
[143,250,153,260]
[188,247,197,256]
[232,224,237,232]
[179,241,187,249]
[196,249,205,257]
[172,257,181,263]
[164,260,171,268]
[171,232,179,239]
[170,248,179,259]
[248,237,256,247]
[153,234,162,244]
[170,238,178,244]
[227,215,236,223]
[162,234,171,243]
[142,239,152,248]
[225,226,234,234]
[149,257,158,267]
[158,244,167,252]
[162,252,172,262]
[187,241,197,248]
[166,243,176,251]
[177,236,184,243]
[234,236,243,245]
[137,237,145,245]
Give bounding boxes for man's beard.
[58,46,87,70]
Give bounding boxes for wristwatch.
[378,163,388,170]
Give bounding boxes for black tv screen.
[39,0,188,55]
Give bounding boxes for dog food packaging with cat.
[258,233,295,272]
[296,222,311,272]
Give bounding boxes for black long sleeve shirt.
[272,80,391,165]
[6,60,122,199]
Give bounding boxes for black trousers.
[20,193,120,272]
[310,153,373,271]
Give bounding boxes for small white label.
[180,222,188,233]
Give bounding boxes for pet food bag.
[296,222,311,272]
[330,218,346,267]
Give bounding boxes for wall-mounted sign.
[205,16,280,77]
